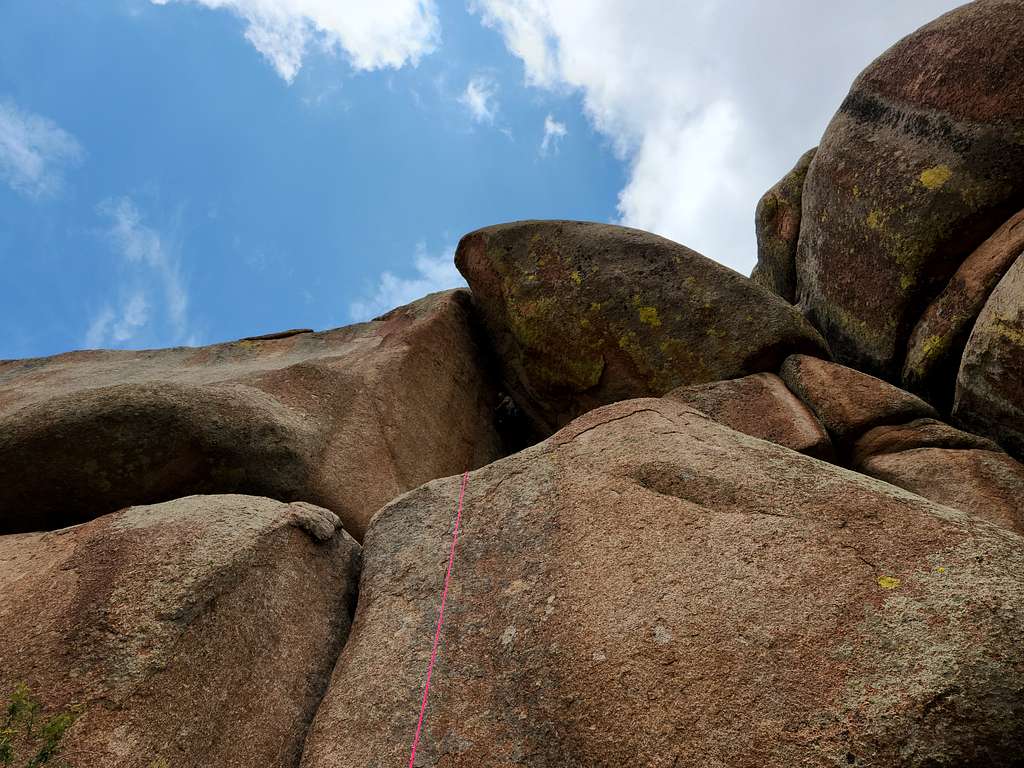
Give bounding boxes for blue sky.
[0,0,960,359]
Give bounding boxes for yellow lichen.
[919,164,952,191]
[570,270,582,285]
[866,210,885,230]
[638,306,661,328]
[992,316,1024,346]
[877,575,901,590]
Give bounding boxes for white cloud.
[474,0,963,273]
[86,197,194,349]
[349,243,465,321]
[540,113,566,154]
[151,0,440,82]
[0,100,83,199]
[460,75,499,124]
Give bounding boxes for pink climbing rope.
[407,470,469,768]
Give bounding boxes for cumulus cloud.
[86,197,195,349]
[460,75,499,124]
[540,113,566,154]
[151,0,440,82]
[0,100,83,199]
[474,0,963,273]
[349,243,465,321]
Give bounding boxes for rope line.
[407,470,469,768]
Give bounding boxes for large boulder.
[851,418,1024,534]
[780,354,937,450]
[850,417,1001,467]
[301,398,1024,767]
[0,494,360,768]
[666,372,832,459]
[860,447,1024,536]
[795,0,1024,380]
[903,206,1024,406]
[750,148,816,303]
[455,220,828,433]
[0,290,505,539]
[953,252,1024,460]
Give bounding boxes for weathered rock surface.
[954,252,1024,460]
[904,207,1024,405]
[0,494,360,768]
[851,417,1024,533]
[0,289,505,538]
[750,148,816,303]
[860,447,1024,535]
[780,354,937,449]
[795,0,1024,379]
[301,398,1024,768]
[455,220,828,433]
[850,417,1001,468]
[666,372,832,459]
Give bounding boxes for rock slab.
[666,372,832,459]
[301,398,1024,767]
[780,354,937,448]
[0,289,505,539]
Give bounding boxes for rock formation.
[0,289,505,539]
[790,0,1024,381]
[953,251,1024,460]
[666,372,833,459]
[455,220,827,434]
[302,399,1024,767]
[0,495,359,767]
[750,147,815,303]
[3,2,1024,766]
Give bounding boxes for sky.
[0,0,964,359]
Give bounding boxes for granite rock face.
[301,398,1024,768]
[954,252,1024,461]
[5,3,1024,766]
[456,220,828,434]
[0,494,359,768]
[794,0,1024,379]
[903,207,1024,405]
[0,289,506,539]
[779,354,937,450]
[751,147,816,303]
[666,372,832,459]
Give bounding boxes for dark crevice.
[240,328,315,342]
